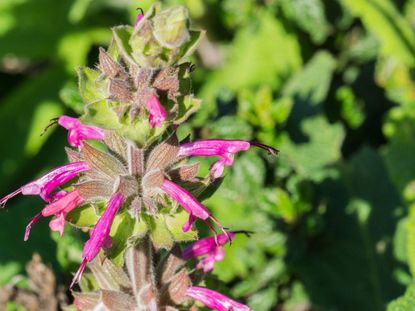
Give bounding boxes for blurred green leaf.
[342,0,415,67]
[388,284,415,311]
[279,0,331,44]
[283,116,344,181]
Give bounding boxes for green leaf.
[407,204,415,278]
[388,285,415,311]
[199,9,301,115]
[279,0,331,44]
[342,0,415,67]
[282,116,344,181]
[336,86,365,129]
[24,100,63,156]
[283,51,336,105]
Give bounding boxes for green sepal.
[82,100,121,130]
[152,6,190,49]
[111,26,135,66]
[165,209,198,242]
[177,29,206,62]
[66,204,99,228]
[174,95,202,125]
[149,214,174,250]
[77,67,107,105]
[107,212,136,266]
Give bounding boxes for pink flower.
[187,286,252,311]
[0,162,89,207]
[145,95,167,128]
[24,190,85,240]
[182,232,235,272]
[178,139,278,178]
[58,115,105,148]
[71,192,124,288]
[134,13,144,27]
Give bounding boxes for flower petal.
[58,115,105,147]
[145,95,167,128]
[71,192,124,287]
[187,286,252,311]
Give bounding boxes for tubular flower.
[182,232,235,272]
[24,190,85,240]
[186,286,252,311]
[145,95,167,128]
[71,192,124,288]
[160,179,211,232]
[178,139,278,178]
[134,12,144,27]
[58,115,106,148]
[0,162,89,206]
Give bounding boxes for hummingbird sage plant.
[1,3,278,310]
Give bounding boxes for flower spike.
[58,115,105,148]
[71,192,124,288]
[178,139,278,177]
[182,232,235,272]
[0,162,89,207]
[187,286,252,311]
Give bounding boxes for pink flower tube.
[71,192,124,288]
[134,13,144,27]
[160,179,211,232]
[0,162,89,207]
[187,286,252,311]
[145,95,167,128]
[58,115,105,147]
[182,232,235,272]
[178,139,278,178]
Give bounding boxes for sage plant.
[1,3,277,310]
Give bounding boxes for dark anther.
[250,141,279,156]
[41,117,59,136]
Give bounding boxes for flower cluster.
[0,4,278,310]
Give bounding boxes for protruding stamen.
[0,188,22,208]
[24,212,42,241]
[40,117,59,136]
[249,141,279,156]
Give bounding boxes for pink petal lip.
[182,232,235,272]
[186,286,252,311]
[41,190,84,217]
[58,115,105,147]
[24,190,85,241]
[182,232,235,259]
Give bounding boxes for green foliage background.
[1,0,415,310]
